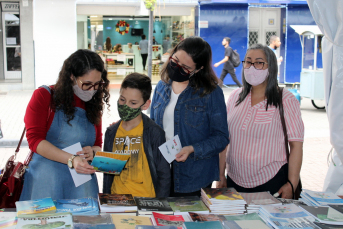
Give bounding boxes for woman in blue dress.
[20,49,110,200]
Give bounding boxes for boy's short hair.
[121,73,152,103]
[141,34,146,39]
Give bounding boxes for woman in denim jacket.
[150,36,230,196]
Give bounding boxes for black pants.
[220,68,242,87]
[141,54,148,70]
[227,163,288,196]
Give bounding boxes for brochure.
[158,135,182,163]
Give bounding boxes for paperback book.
[111,214,152,229]
[135,226,178,229]
[54,197,99,215]
[301,190,343,206]
[0,212,17,229]
[260,203,310,219]
[16,212,73,229]
[167,196,209,213]
[330,205,343,215]
[314,222,343,229]
[300,206,343,225]
[91,151,130,175]
[277,198,307,206]
[134,197,173,215]
[151,212,186,229]
[188,212,226,222]
[98,193,137,213]
[183,221,223,229]
[15,197,56,216]
[201,188,245,203]
[73,215,114,229]
[222,213,270,229]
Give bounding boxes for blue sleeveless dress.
[20,86,99,201]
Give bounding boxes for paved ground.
[0,86,331,193]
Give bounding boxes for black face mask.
[167,62,191,82]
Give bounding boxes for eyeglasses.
[169,56,195,76]
[242,61,268,70]
[77,78,105,91]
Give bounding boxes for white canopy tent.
[307,0,343,193]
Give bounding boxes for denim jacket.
[150,80,230,193]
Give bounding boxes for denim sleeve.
[152,128,171,198]
[192,87,230,160]
[150,86,158,121]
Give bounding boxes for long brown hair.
[54,49,110,125]
[160,36,218,96]
[105,37,112,51]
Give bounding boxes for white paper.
[6,37,16,45]
[117,54,126,62]
[117,68,126,75]
[63,142,92,187]
[158,135,182,163]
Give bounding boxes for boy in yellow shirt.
[103,73,170,197]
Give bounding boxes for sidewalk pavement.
[0,86,331,192]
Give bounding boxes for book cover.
[54,197,96,214]
[151,212,185,229]
[15,197,57,216]
[261,203,309,218]
[223,220,269,229]
[303,190,343,205]
[183,221,223,229]
[223,212,264,222]
[330,205,343,215]
[111,215,152,229]
[241,192,281,206]
[188,212,226,222]
[16,212,73,229]
[91,151,130,175]
[73,215,114,229]
[0,212,17,229]
[267,217,318,229]
[201,188,244,201]
[134,197,173,213]
[99,193,136,206]
[167,196,209,213]
[301,206,343,223]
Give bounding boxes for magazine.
[16,212,73,229]
[134,197,173,215]
[91,151,130,175]
[167,196,209,213]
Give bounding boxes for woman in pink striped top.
[218,44,304,199]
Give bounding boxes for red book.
[150,212,185,229]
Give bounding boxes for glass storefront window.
[302,34,315,70]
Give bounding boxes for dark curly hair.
[54,49,110,125]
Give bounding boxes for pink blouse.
[226,88,304,188]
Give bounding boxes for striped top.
[226,88,304,188]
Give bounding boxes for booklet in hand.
[91,151,130,175]
[158,135,182,163]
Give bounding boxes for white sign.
[23,1,28,7]
[117,69,126,76]
[117,54,126,62]
[63,142,92,187]
[1,2,19,12]
[6,37,16,45]
[158,135,182,163]
[199,21,209,28]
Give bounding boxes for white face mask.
[72,84,97,102]
[244,66,269,86]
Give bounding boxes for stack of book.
[167,196,210,214]
[300,205,343,226]
[98,193,138,214]
[301,190,343,207]
[241,191,282,213]
[54,197,99,215]
[73,215,115,229]
[259,203,318,229]
[201,188,246,214]
[134,197,174,216]
[15,197,57,216]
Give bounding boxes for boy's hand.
[175,146,194,162]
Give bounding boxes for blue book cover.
[303,190,343,205]
[91,151,130,174]
[54,197,98,214]
[261,203,309,218]
[183,221,223,229]
[15,197,56,216]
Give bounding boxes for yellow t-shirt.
[111,120,155,197]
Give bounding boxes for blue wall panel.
[285,4,316,83]
[200,4,248,86]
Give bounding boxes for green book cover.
[167,196,209,212]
